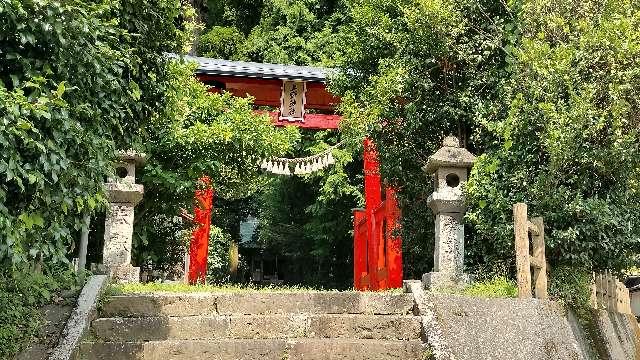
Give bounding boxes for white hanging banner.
[280,80,306,122]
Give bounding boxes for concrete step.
[80,339,426,360]
[91,314,422,341]
[100,292,415,317]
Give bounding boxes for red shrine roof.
[183,55,332,82]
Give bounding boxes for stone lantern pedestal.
[422,136,475,290]
[102,151,145,282]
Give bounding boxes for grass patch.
[461,276,518,298]
[108,282,406,295]
[108,282,341,294]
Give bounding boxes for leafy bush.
[207,226,233,283]
[0,267,79,358]
[198,26,245,59]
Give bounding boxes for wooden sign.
[280,80,306,122]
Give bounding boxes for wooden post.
[592,271,632,314]
[514,203,532,298]
[77,213,90,278]
[598,273,605,309]
[607,271,616,310]
[530,217,547,299]
[590,272,597,309]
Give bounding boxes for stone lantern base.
[110,264,141,283]
[422,271,469,290]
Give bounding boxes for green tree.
[1,0,192,355]
[198,26,246,59]
[197,0,346,65]
[241,0,347,65]
[466,0,640,272]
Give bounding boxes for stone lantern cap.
[115,150,146,165]
[422,136,475,174]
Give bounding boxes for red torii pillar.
[354,138,403,290]
[188,177,213,284]
[364,138,383,289]
[384,187,403,288]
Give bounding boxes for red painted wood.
[196,75,339,110]
[364,138,383,290]
[353,209,367,290]
[385,188,403,288]
[256,111,341,129]
[188,177,213,284]
[353,140,403,291]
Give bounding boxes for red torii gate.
[185,55,402,289]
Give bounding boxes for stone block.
[288,339,425,360]
[92,316,231,341]
[80,340,287,360]
[422,271,469,290]
[308,314,421,340]
[101,294,219,318]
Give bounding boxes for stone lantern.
[422,136,475,289]
[102,150,145,282]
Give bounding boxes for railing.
[353,188,402,291]
[513,203,548,299]
[591,271,632,314]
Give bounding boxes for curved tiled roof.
[179,54,331,82]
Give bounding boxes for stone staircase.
[79,291,426,359]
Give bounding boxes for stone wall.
[407,286,640,360]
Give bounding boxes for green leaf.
[56,81,66,97]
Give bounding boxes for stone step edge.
[81,338,426,345]
[91,314,423,341]
[80,338,427,360]
[94,313,420,319]
[101,292,416,317]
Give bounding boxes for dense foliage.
[206,226,234,283]
[466,0,640,271]
[0,0,188,268]
[197,0,346,65]
[331,0,510,277]
[0,0,194,355]
[333,0,640,275]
